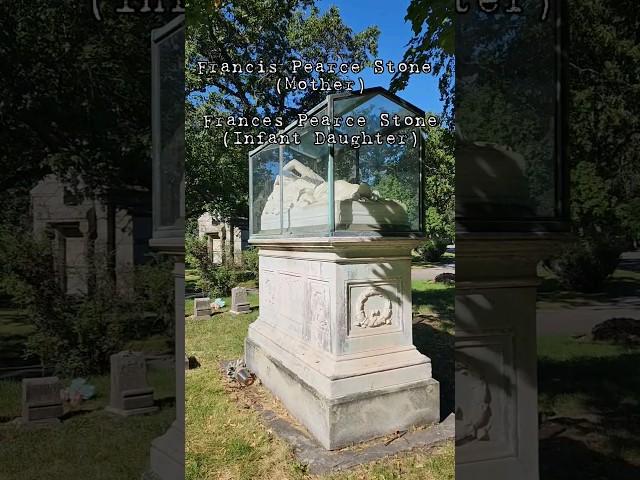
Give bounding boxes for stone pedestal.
[144,261,185,480]
[246,237,439,450]
[455,235,567,480]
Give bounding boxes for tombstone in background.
[106,351,157,416]
[194,297,212,319]
[198,212,249,265]
[230,287,250,315]
[22,377,63,424]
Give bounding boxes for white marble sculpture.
[260,159,409,231]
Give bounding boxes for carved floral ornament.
[356,288,393,328]
[455,357,492,445]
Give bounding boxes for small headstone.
[194,297,212,319]
[106,351,157,416]
[230,287,251,315]
[22,377,63,424]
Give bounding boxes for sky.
[316,0,443,115]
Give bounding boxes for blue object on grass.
[213,298,225,308]
[69,378,96,400]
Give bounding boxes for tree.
[390,0,454,123]
[0,2,176,224]
[185,0,379,220]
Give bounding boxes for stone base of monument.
[245,237,440,450]
[142,420,184,480]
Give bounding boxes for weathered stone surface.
[245,238,440,450]
[193,297,211,319]
[230,287,251,314]
[106,351,157,416]
[259,407,454,475]
[22,377,63,424]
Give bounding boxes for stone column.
[455,236,566,480]
[145,256,184,480]
[245,237,439,450]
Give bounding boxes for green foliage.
[0,2,175,220]
[391,0,453,122]
[424,125,454,241]
[185,235,249,298]
[546,237,625,293]
[0,228,173,376]
[185,0,379,220]
[133,257,176,341]
[416,238,449,263]
[242,247,260,281]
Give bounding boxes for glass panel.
[456,1,558,219]
[251,145,281,235]
[281,107,330,236]
[333,94,421,233]
[157,26,185,229]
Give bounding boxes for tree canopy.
[0,2,176,226]
[185,0,379,219]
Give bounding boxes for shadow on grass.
[412,285,455,320]
[413,322,453,421]
[540,436,640,480]
[539,350,640,478]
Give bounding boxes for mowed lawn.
[185,280,454,480]
[0,309,177,479]
[0,366,175,480]
[538,336,640,479]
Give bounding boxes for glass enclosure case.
[455,0,569,233]
[151,15,185,242]
[249,88,425,238]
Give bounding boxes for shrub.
[243,247,259,281]
[186,234,247,297]
[133,256,175,340]
[417,238,449,262]
[546,237,624,293]
[0,228,175,376]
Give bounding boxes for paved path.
[411,263,455,282]
[536,251,640,336]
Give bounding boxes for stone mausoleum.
[244,88,439,449]
[197,212,249,265]
[30,174,152,295]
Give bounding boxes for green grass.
[0,366,175,479]
[537,264,640,308]
[538,335,640,473]
[411,280,455,326]
[185,286,454,480]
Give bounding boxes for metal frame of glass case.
[151,15,185,244]
[249,87,427,239]
[455,0,570,234]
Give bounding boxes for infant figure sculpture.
[260,159,409,232]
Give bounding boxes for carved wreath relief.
[455,356,492,446]
[355,288,393,328]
